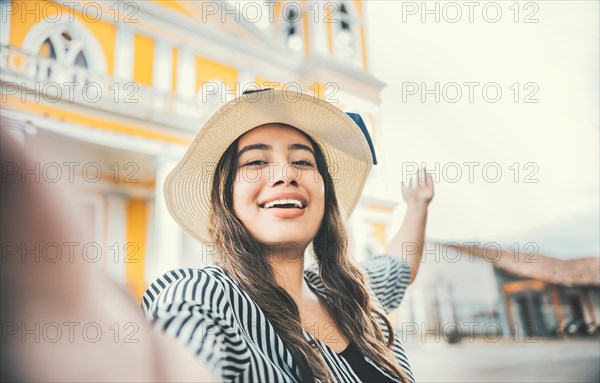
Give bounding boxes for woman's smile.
[258,192,308,219]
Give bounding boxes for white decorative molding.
[0,116,37,145]
[0,109,185,159]
[133,1,302,73]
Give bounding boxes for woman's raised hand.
[401,166,434,207]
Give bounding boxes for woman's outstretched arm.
[385,167,434,284]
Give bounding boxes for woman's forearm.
[385,203,429,284]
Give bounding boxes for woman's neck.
[266,244,311,301]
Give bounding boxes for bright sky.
[366,1,599,258]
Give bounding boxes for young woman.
[142,88,434,383]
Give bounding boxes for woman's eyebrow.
[288,143,315,156]
[237,143,315,157]
[238,144,270,157]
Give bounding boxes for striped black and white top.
[141,255,415,383]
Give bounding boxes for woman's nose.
[270,162,300,186]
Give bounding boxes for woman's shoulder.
[302,255,409,284]
[303,256,411,314]
[141,266,231,317]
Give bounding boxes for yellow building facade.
[1,0,397,302]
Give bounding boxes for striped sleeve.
[361,255,412,314]
[141,268,229,377]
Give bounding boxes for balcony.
[0,45,215,132]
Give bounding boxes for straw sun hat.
[164,88,378,243]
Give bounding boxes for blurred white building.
[396,241,600,341]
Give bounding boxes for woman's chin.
[256,235,308,252]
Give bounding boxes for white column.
[152,39,173,112]
[309,0,329,57]
[153,40,172,92]
[105,193,127,285]
[146,157,182,283]
[176,46,196,117]
[579,290,593,324]
[0,0,11,47]
[177,46,195,98]
[114,26,134,81]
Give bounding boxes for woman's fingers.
[403,166,433,193]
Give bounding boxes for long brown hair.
[208,126,410,383]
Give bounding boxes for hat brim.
[164,89,373,243]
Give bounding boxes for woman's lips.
[261,207,305,219]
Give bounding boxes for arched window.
[283,5,303,52]
[38,38,56,60]
[74,50,88,68]
[35,31,89,82]
[331,2,365,69]
[334,3,355,60]
[23,18,107,84]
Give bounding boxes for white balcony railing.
[0,45,214,131]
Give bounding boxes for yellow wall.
[125,198,148,303]
[273,1,283,31]
[84,7,116,75]
[326,6,333,55]
[354,0,364,16]
[9,0,115,75]
[254,77,286,90]
[195,56,238,93]
[171,47,178,92]
[133,34,155,86]
[365,204,394,213]
[360,25,368,71]
[371,222,387,249]
[309,81,327,100]
[302,0,310,58]
[9,0,33,47]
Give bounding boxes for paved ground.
[404,337,600,382]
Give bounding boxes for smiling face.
[232,123,325,251]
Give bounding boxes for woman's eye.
[292,160,314,167]
[243,160,268,167]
